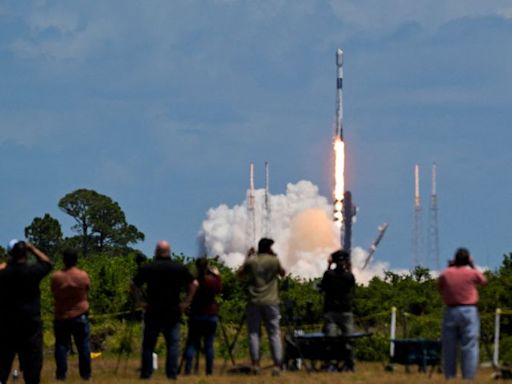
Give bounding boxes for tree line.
[2,188,512,363]
[0,188,145,258]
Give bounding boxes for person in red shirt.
[51,249,91,381]
[438,248,487,380]
[183,257,222,375]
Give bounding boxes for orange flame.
[333,137,345,226]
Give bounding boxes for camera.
[331,250,350,264]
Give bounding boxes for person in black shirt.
[319,249,356,371]
[0,240,53,384]
[132,241,198,380]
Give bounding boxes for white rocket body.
[335,49,344,139]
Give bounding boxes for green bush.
[356,333,389,362]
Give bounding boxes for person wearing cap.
[51,249,91,381]
[238,238,285,375]
[132,240,198,380]
[0,240,53,384]
[438,248,487,380]
[319,249,356,371]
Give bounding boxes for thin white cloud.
[27,9,80,34]
[329,0,512,32]
[11,16,116,60]
[498,7,512,19]
[0,110,65,147]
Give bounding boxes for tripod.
[282,300,311,373]
[219,313,246,373]
[178,315,239,375]
[114,314,141,374]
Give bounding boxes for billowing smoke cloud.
[200,180,397,284]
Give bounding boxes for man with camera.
[438,248,487,380]
[319,249,356,372]
[238,238,285,376]
[0,240,53,384]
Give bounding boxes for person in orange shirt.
[51,249,91,381]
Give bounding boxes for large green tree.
[24,213,63,255]
[58,189,144,256]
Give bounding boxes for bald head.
[155,240,171,259]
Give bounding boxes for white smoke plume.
[200,180,395,284]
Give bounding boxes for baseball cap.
[7,239,20,254]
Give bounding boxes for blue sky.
[1,1,511,269]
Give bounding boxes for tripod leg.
[228,314,246,359]
[286,335,311,374]
[115,321,134,374]
[219,319,236,366]
[220,314,246,374]
[178,349,185,374]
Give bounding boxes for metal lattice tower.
[247,162,256,248]
[264,161,272,237]
[428,162,440,270]
[413,164,423,267]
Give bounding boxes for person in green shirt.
[238,238,285,375]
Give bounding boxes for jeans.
[246,304,282,366]
[54,313,92,380]
[141,314,181,379]
[323,311,354,369]
[442,306,480,380]
[0,319,43,384]
[184,315,218,375]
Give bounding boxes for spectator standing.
[51,249,91,381]
[132,241,198,380]
[183,258,222,375]
[319,249,356,371]
[438,248,487,380]
[0,240,53,384]
[238,238,285,375]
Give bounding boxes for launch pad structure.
[428,162,440,270]
[245,161,273,249]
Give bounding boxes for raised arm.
[26,242,51,264]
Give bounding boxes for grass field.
[26,356,499,383]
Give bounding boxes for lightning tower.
[247,162,256,247]
[264,161,272,237]
[413,164,423,266]
[428,162,440,270]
